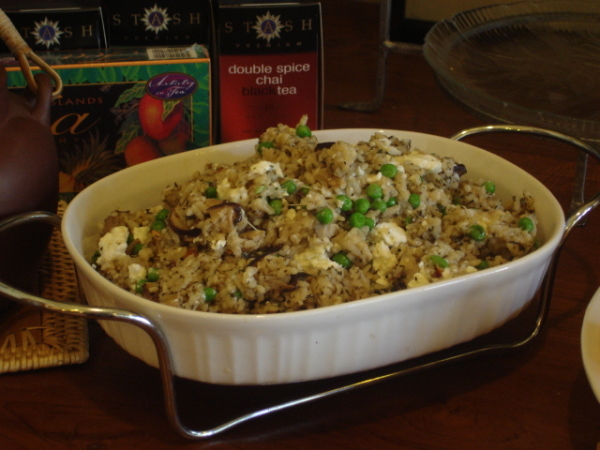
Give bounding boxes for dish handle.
[0,211,197,438]
[450,124,600,235]
[451,124,600,336]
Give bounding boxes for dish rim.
[581,286,600,403]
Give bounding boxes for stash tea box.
[217,3,323,143]
[0,3,107,52]
[2,44,211,200]
[105,0,213,46]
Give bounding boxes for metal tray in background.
[423,0,600,146]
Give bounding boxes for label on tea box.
[217,3,322,143]
[3,45,212,200]
[0,8,107,53]
[106,0,212,46]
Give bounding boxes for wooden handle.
[0,8,62,98]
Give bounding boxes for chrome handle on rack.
[450,124,600,233]
[450,125,599,345]
[0,124,598,440]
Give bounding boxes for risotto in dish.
[92,117,539,314]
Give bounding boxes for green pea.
[349,212,366,228]
[371,198,387,213]
[299,186,310,196]
[364,217,375,230]
[281,180,297,194]
[408,193,421,209]
[468,224,486,241]
[150,219,166,231]
[354,198,371,214]
[518,217,534,232]
[405,216,414,225]
[147,267,159,282]
[296,124,312,138]
[156,208,169,221]
[429,255,449,268]
[476,260,490,270]
[233,289,243,299]
[366,183,383,200]
[316,207,334,224]
[135,279,147,294]
[205,185,218,198]
[268,198,283,215]
[204,287,217,303]
[257,141,274,155]
[380,163,397,179]
[132,242,144,255]
[332,251,352,269]
[387,197,398,207]
[336,194,353,211]
[482,181,496,194]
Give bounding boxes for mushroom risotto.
[92,117,538,314]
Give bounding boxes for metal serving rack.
[0,124,599,440]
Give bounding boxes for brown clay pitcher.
[0,65,58,305]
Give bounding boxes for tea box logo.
[252,11,284,42]
[31,17,64,48]
[146,72,197,100]
[141,4,172,34]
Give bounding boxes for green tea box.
[1,44,211,200]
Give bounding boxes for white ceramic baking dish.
[57,128,568,385]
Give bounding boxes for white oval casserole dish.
[62,129,565,385]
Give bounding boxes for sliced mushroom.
[162,184,181,209]
[453,163,467,177]
[101,211,130,234]
[314,141,335,150]
[169,208,201,237]
[125,238,142,255]
[207,202,244,234]
[245,244,284,264]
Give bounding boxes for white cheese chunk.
[372,241,398,287]
[249,161,284,178]
[128,263,147,284]
[133,226,151,244]
[407,272,430,289]
[403,152,443,173]
[366,172,383,183]
[294,241,337,272]
[217,178,249,203]
[373,222,407,247]
[210,239,227,251]
[97,226,129,266]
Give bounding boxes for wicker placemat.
[0,202,89,373]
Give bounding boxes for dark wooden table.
[1,1,599,448]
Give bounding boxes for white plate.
[581,286,600,402]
